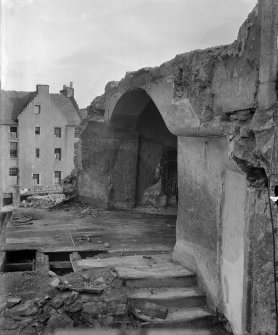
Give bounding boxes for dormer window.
[35,127,40,135]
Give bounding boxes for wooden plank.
[69,253,82,273]
[49,261,72,269]
[4,263,32,271]
[5,237,45,245]
[36,252,49,270]
[56,285,103,295]
[0,252,6,271]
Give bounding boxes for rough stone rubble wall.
[78,1,278,334]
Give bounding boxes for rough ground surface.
[0,259,230,335]
[0,205,230,334]
[3,200,176,252]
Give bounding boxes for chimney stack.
[60,82,74,98]
[36,84,49,95]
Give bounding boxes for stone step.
[130,287,206,308]
[133,306,216,329]
[77,253,197,288]
[124,273,196,288]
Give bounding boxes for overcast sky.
[1,0,257,107]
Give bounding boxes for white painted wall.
[18,91,77,188]
[221,170,248,335]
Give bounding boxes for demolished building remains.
[77,0,278,334]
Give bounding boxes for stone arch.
[109,87,178,208]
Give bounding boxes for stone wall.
[79,1,278,334]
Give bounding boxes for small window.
[9,167,18,176]
[9,127,18,139]
[10,142,18,158]
[35,127,40,135]
[32,174,40,185]
[35,148,40,158]
[54,148,61,161]
[74,127,79,138]
[54,127,61,138]
[54,171,61,185]
[34,105,41,114]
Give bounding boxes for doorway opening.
[110,88,177,210]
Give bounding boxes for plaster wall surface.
[221,170,248,335]
[173,137,248,335]
[18,92,76,188]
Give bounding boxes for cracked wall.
[79,0,278,334]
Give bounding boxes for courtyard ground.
[0,203,230,334]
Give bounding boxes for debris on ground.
[75,206,104,219]
[23,194,66,209]
[0,266,131,334]
[138,301,168,320]
[10,213,38,226]
[143,255,152,260]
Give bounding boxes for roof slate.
[0,90,36,124]
[0,90,81,125]
[50,94,80,125]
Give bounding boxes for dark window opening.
[74,127,79,138]
[35,148,40,158]
[9,167,18,176]
[54,127,61,138]
[10,142,18,158]
[32,174,40,185]
[54,171,61,185]
[54,148,61,160]
[35,127,40,135]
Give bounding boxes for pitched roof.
[50,94,81,125]
[0,89,81,125]
[0,90,36,124]
[78,108,88,122]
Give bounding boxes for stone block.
[11,300,38,316]
[63,300,83,313]
[6,297,22,308]
[49,296,64,309]
[141,301,168,319]
[46,313,73,332]
[61,291,79,305]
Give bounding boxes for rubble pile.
[25,194,66,209]
[62,169,78,197]
[0,267,132,335]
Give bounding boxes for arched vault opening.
[110,88,178,208]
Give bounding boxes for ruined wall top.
[87,0,278,173]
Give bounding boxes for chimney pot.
[70,81,73,88]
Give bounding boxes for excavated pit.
[2,250,36,272]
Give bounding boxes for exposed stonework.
[78,1,278,334]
